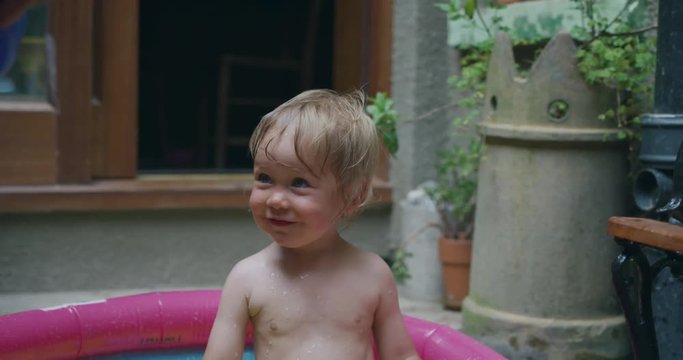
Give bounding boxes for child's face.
[249,128,347,249]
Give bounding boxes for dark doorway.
[138,1,334,173]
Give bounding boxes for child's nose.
[266,191,289,209]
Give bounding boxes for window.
[0,6,49,101]
[137,1,334,173]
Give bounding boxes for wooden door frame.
[91,0,139,178]
[333,0,392,95]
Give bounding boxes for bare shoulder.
[349,246,395,286]
[223,248,271,286]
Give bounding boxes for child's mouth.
[268,218,294,227]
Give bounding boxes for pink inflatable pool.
[0,290,504,359]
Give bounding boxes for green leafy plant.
[449,43,492,129]
[366,92,399,156]
[570,0,657,141]
[427,138,483,239]
[387,246,413,285]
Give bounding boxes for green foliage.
[366,92,399,156]
[427,138,483,239]
[570,0,656,138]
[437,0,506,38]
[436,0,477,22]
[449,42,492,129]
[388,246,413,285]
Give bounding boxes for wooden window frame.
[0,0,393,213]
[0,175,391,212]
[90,0,138,178]
[0,0,96,185]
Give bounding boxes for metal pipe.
[633,168,673,212]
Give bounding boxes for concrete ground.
[0,288,462,330]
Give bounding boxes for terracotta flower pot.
[438,235,472,310]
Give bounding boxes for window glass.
[0,5,49,101]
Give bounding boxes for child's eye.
[291,177,309,188]
[256,173,272,184]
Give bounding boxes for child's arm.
[372,258,421,360]
[203,261,251,360]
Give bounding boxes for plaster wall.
[0,207,391,296]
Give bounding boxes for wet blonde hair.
[249,89,380,211]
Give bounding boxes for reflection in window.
[0,5,48,101]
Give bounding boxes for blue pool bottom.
[94,347,255,360]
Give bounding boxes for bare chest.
[248,271,379,338]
